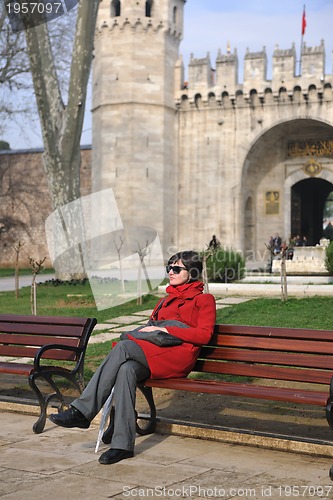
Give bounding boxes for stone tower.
[92,0,186,252]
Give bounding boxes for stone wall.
[0,147,91,268]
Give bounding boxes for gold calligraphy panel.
[288,139,333,158]
[265,191,279,215]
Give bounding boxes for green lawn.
[215,296,333,330]
[0,280,159,323]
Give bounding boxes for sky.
[181,0,333,75]
[4,0,333,150]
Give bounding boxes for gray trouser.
[72,340,150,451]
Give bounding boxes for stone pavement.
[1,410,333,500]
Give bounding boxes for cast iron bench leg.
[29,372,64,434]
[29,370,83,433]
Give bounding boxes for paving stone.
[92,323,117,331]
[132,309,153,316]
[109,324,143,332]
[215,297,257,305]
[108,315,143,325]
[88,332,120,344]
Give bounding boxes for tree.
[13,240,25,298]
[29,256,46,315]
[21,2,99,278]
[23,1,99,208]
[265,241,290,301]
[114,234,126,293]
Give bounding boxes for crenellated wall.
[176,40,331,101]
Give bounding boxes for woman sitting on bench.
[49,250,216,465]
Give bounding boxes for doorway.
[291,178,333,245]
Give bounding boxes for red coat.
[129,281,216,379]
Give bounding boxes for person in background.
[272,233,282,255]
[208,235,220,250]
[49,250,216,465]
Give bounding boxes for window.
[145,0,153,17]
[173,6,177,23]
[111,0,121,17]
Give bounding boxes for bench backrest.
[193,324,333,386]
[0,314,97,362]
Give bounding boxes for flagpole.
[299,5,306,76]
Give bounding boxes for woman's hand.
[139,326,168,333]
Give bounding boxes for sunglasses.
[165,265,188,274]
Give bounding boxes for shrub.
[325,241,333,275]
[204,248,245,283]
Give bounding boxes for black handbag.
[120,319,188,346]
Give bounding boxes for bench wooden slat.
[0,345,77,360]
[0,323,86,337]
[144,378,328,406]
[0,362,34,376]
[0,362,74,376]
[0,333,80,348]
[218,334,333,354]
[0,314,90,326]
[198,347,333,370]
[214,324,333,341]
[194,359,332,385]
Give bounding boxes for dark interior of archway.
[291,178,333,245]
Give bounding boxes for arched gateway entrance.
[291,178,333,245]
[242,118,333,257]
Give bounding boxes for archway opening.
[244,196,255,257]
[291,178,333,245]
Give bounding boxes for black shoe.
[49,406,90,429]
[99,448,134,465]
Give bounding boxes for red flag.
[302,6,306,36]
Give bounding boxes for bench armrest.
[33,343,84,373]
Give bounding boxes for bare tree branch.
[23,1,99,209]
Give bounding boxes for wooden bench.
[0,314,97,434]
[133,323,333,436]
